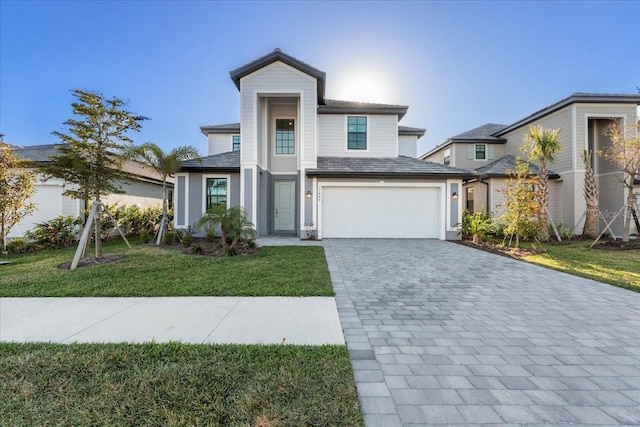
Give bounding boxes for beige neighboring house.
[421,93,640,237]
[8,143,172,238]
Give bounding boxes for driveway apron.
[323,239,640,426]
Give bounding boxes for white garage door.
[321,186,441,238]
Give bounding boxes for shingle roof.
[398,125,426,138]
[495,93,640,136]
[179,151,240,171]
[12,144,62,163]
[318,99,408,120]
[229,48,326,104]
[474,155,559,179]
[307,156,474,178]
[200,122,240,135]
[450,123,507,141]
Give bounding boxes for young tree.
[499,157,541,248]
[604,120,640,242]
[525,125,561,241]
[43,89,147,258]
[0,143,37,251]
[124,142,200,244]
[580,150,600,237]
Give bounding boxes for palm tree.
[580,150,599,237]
[197,205,256,256]
[126,142,200,244]
[525,125,561,241]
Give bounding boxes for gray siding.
[181,172,240,229]
[208,133,236,156]
[453,143,503,170]
[176,175,186,226]
[318,114,398,157]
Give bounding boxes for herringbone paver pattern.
[324,239,640,426]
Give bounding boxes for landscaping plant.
[580,149,600,237]
[458,209,496,244]
[24,215,83,249]
[197,205,257,256]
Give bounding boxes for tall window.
[466,187,474,212]
[206,178,227,210]
[443,148,451,165]
[348,116,367,150]
[232,135,240,152]
[475,144,486,160]
[275,119,295,154]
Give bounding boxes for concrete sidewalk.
[0,297,344,345]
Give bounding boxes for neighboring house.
[421,93,640,236]
[176,48,472,239]
[8,143,172,238]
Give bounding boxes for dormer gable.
[229,48,326,104]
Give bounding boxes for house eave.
[306,171,474,179]
[318,105,408,120]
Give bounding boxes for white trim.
[273,116,297,156]
[345,115,370,153]
[231,134,241,152]
[239,167,246,211]
[242,61,318,85]
[572,105,577,170]
[312,177,318,231]
[202,174,231,215]
[174,173,189,228]
[299,91,305,165]
[252,166,258,227]
[473,143,488,161]
[447,179,463,232]
[316,181,446,240]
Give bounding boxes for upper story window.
[275,119,295,154]
[348,116,367,150]
[205,177,227,210]
[443,148,451,166]
[232,135,240,152]
[475,144,486,160]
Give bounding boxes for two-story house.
[422,93,640,236]
[174,49,473,240]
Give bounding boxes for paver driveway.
[323,239,640,426]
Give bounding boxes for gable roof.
[421,123,507,159]
[229,48,326,104]
[473,154,559,179]
[318,99,409,120]
[306,156,473,179]
[179,151,240,172]
[398,125,426,139]
[495,93,640,136]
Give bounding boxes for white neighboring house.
[175,48,473,240]
[421,93,640,237]
[8,143,172,238]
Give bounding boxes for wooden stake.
[71,203,98,270]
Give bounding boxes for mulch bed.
[453,239,546,260]
[164,237,260,257]
[58,255,124,269]
[591,238,640,250]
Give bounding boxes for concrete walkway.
[0,297,343,345]
[324,239,640,426]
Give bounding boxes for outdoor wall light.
[306,190,313,199]
[452,192,458,200]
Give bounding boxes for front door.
[274,180,295,232]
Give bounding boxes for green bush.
[163,231,175,245]
[98,204,166,238]
[6,238,29,254]
[190,243,203,254]
[25,215,83,249]
[177,229,193,247]
[458,210,496,244]
[139,229,152,244]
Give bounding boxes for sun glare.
[334,70,391,104]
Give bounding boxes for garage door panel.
[322,186,440,238]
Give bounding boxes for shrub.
[25,215,83,249]
[98,204,164,238]
[205,226,216,242]
[139,229,152,244]
[458,210,496,244]
[177,229,193,247]
[190,243,203,255]
[163,231,175,245]
[6,238,28,254]
[197,206,256,256]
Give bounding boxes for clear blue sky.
[1,0,638,157]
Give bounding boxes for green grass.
[524,241,640,292]
[0,343,363,427]
[0,241,333,297]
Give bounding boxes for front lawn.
[524,241,640,292]
[0,241,333,297]
[0,343,363,426]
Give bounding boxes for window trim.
[273,117,296,156]
[475,144,486,160]
[231,135,240,152]
[443,147,451,166]
[346,115,369,151]
[202,174,231,214]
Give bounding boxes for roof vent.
[273,47,281,53]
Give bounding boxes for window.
[275,119,295,154]
[232,135,240,152]
[205,178,227,210]
[443,148,451,166]
[475,144,486,160]
[466,187,474,212]
[348,116,367,150]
